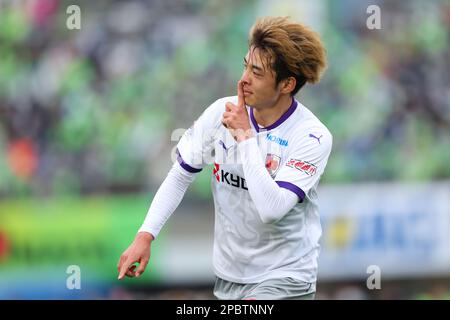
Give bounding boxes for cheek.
[256,82,277,98]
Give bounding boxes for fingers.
[118,261,130,280]
[224,83,247,129]
[135,258,149,277]
[119,260,137,279]
[225,102,234,112]
[237,80,245,108]
[126,265,137,278]
[118,257,150,280]
[117,254,126,274]
[222,112,231,128]
[118,237,152,280]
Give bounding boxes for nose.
[240,68,251,85]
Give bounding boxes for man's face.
[240,47,281,109]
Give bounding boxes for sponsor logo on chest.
[266,133,288,147]
[213,163,248,190]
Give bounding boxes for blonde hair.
[248,16,327,95]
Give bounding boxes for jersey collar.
[249,98,298,133]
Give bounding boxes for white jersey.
[176,96,332,284]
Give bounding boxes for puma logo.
[309,133,323,144]
[219,140,230,153]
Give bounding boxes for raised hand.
[222,80,253,142]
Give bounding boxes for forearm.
[138,162,196,239]
[238,137,298,224]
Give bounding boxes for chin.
[244,97,257,108]
[246,101,262,110]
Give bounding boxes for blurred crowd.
[0,0,449,197]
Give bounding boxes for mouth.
[243,90,253,96]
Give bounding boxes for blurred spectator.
[0,0,448,196]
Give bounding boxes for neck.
[253,95,293,128]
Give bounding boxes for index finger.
[118,259,132,280]
[237,80,245,108]
[117,255,126,273]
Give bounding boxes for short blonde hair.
[248,16,327,95]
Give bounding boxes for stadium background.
[0,0,449,299]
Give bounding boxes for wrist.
[235,128,254,143]
[137,231,154,243]
[236,135,249,143]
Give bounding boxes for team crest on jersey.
[265,154,281,178]
[286,159,317,176]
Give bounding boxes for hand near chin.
[222,80,254,142]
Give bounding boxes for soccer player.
[118,16,332,300]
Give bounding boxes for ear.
[280,77,296,95]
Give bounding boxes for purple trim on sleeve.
[176,149,202,173]
[250,98,298,133]
[276,181,305,203]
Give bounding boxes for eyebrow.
[243,57,263,73]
